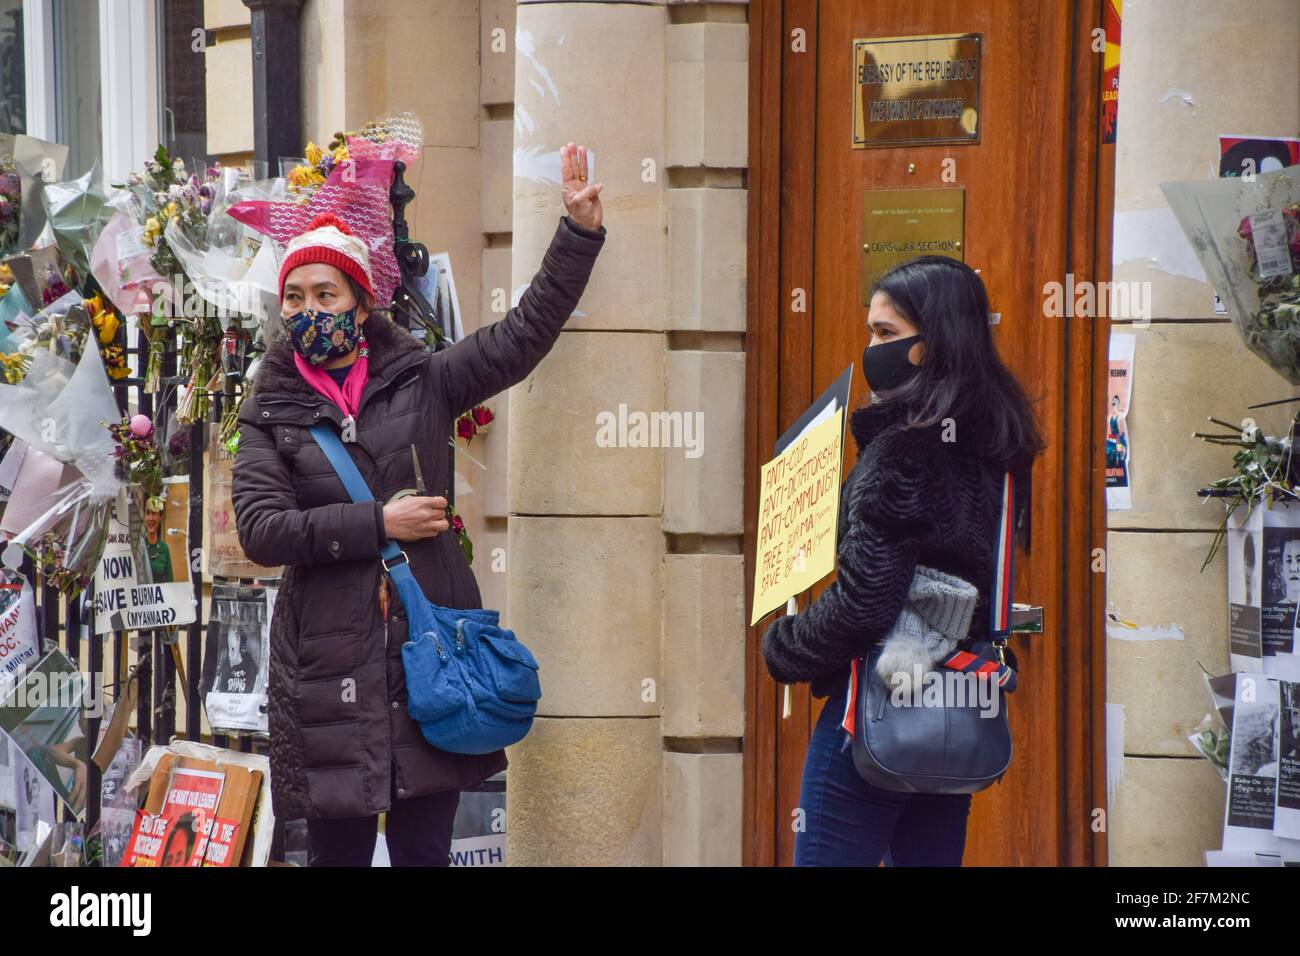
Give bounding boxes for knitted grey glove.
[874,565,978,691]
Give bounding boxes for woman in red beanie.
[231,143,605,866]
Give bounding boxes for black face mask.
[862,334,923,392]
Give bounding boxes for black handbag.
[848,471,1018,794]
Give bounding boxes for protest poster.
[1218,135,1300,179]
[10,743,55,857]
[97,734,142,868]
[1276,680,1300,841]
[1106,333,1134,510]
[0,438,27,502]
[1262,503,1300,681]
[121,749,263,866]
[419,251,465,342]
[750,405,845,625]
[92,485,196,633]
[1222,671,1280,853]
[202,422,282,581]
[200,582,275,734]
[0,570,38,696]
[121,764,224,867]
[0,648,89,817]
[1227,503,1265,672]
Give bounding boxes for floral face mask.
[284,306,361,366]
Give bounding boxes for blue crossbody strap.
[307,423,406,570]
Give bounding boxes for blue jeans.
[794,689,972,866]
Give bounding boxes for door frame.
[742,0,1113,866]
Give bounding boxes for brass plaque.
[861,188,964,304]
[852,34,981,147]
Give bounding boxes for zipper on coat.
[257,396,323,409]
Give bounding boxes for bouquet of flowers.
[120,146,217,283]
[10,477,115,598]
[113,146,226,398]
[1163,166,1300,383]
[0,286,130,384]
[0,345,125,599]
[0,155,20,254]
[108,414,164,503]
[84,292,131,381]
[286,135,350,201]
[1194,413,1298,570]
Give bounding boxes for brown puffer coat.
[231,215,605,820]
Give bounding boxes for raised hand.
[561,142,604,231]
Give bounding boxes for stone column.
[506,0,748,866]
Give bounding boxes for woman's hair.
[342,273,394,325]
[869,255,1046,472]
[343,274,373,312]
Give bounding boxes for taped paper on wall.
[1106,333,1134,510]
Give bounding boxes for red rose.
[456,415,476,441]
[471,404,494,427]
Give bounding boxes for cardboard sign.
[93,488,196,633]
[121,754,260,867]
[751,406,845,625]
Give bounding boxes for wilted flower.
[168,428,191,456]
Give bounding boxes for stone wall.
[1106,0,1300,865]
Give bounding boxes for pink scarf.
[293,350,370,420]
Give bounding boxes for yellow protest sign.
[750,406,845,625]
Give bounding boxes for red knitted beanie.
[278,213,376,301]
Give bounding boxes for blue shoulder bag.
[308,423,541,755]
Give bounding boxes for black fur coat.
[761,397,1010,699]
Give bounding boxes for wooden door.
[744,0,1113,866]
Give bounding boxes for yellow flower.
[287,165,325,189]
[304,142,324,167]
[332,143,349,164]
[96,312,119,344]
[165,201,178,218]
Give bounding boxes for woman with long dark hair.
[762,254,1044,867]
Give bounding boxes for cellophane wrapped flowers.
[0,156,20,254]
[1162,167,1300,383]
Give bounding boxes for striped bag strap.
[940,469,1017,689]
